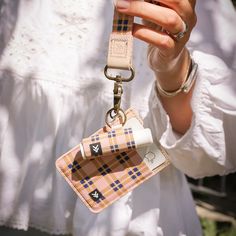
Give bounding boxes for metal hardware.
[105,80,127,127]
[104,65,135,82]
[113,81,123,111]
[104,65,135,127]
[105,108,127,128]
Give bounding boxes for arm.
[152,47,194,134]
[116,0,197,134]
[148,51,236,177]
[116,0,236,177]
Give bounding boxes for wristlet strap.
[107,9,134,70]
[105,7,135,127]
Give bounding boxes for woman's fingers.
[133,23,185,59]
[145,0,197,30]
[133,23,175,50]
[115,0,197,68]
[116,0,185,35]
[148,0,195,12]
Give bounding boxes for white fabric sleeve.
[148,50,236,178]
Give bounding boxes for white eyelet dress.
[0,1,235,236]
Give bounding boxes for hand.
[115,0,197,91]
[115,0,197,134]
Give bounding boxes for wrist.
[154,48,190,92]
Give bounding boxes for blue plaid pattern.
[127,141,135,149]
[113,11,133,33]
[68,160,81,173]
[124,128,132,134]
[98,164,112,176]
[108,130,116,138]
[128,167,142,180]
[111,180,123,192]
[110,144,119,153]
[91,134,100,142]
[80,176,93,189]
[116,152,130,164]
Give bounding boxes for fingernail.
[115,0,130,9]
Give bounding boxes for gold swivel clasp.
[104,66,135,127]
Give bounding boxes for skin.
[116,0,197,134]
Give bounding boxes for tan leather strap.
[104,7,135,127]
[107,9,134,70]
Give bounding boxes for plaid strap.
[107,9,134,70]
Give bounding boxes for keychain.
[104,9,135,128]
[56,6,170,213]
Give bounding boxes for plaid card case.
[56,109,170,213]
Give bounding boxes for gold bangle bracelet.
[156,57,198,97]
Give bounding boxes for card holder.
[56,109,170,213]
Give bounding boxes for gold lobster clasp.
[104,66,135,127]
